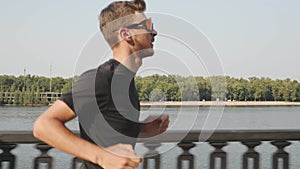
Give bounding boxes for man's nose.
[151,29,158,37]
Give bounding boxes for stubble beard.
[134,40,154,59]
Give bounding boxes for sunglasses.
[114,18,154,33]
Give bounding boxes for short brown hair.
[99,0,146,47]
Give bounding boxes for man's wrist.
[91,146,105,167]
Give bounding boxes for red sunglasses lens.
[146,18,153,30]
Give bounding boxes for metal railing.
[1,130,300,169]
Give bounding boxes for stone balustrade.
[1,130,300,169]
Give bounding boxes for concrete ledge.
[140,101,300,107]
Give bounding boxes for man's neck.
[113,48,142,73]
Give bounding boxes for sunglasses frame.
[113,18,154,33]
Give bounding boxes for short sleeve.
[58,68,98,115]
[58,89,75,113]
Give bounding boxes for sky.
[1,0,300,80]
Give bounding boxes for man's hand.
[140,115,169,137]
[98,144,142,169]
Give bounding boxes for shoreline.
[0,104,48,107]
[140,101,300,107]
[1,101,300,107]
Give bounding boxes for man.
[33,0,169,169]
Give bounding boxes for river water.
[1,106,300,169]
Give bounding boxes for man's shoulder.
[70,59,117,93]
[78,59,118,78]
[97,59,119,74]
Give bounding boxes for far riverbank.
[1,101,300,107]
[140,101,300,107]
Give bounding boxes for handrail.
[1,129,300,143]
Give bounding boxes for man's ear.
[119,28,132,43]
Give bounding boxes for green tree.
[34,88,41,104]
[209,76,226,101]
[136,75,158,101]
[249,77,261,101]
[272,80,282,101]
[14,90,21,105]
[30,88,35,105]
[19,91,24,105]
[51,77,65,92]
[61,78,74,93]
[23,89,31,105]
[149,89,165,101]
[225,76,234,101]
[180,76,199,101]
[165,76,180,101]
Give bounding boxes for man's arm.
[33,100,141,168]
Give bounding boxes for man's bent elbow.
[33,117,45,140]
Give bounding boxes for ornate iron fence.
[1,130,300,169]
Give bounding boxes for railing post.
[34,143,53,169]
[241,141,261,169]
[0,143,17,169]
[209,142,227,169]
[271,141,291,169]
[72,157,83,169]
[177,142,196,169]
[143,142,161,169]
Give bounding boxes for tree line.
[1,74,300,105]
[136,75,300,102]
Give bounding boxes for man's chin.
[138,48,155,59]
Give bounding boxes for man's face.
[130,13,157,58]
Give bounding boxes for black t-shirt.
[59,59,141,169]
